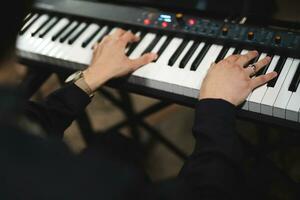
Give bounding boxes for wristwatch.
[65,71,94,98]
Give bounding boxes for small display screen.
[158,15,172,23]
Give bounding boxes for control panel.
[137,11,300,51]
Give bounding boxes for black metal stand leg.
[18,68,52,99]
[139,121,188,160]
[119,91,140,141]
[103,101,171,134]
[98,88,187,160]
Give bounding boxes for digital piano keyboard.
[17,0,300,125]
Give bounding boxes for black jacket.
[0,84,244,200]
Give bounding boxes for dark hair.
[0,0,33,62]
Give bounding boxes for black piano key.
[90,27,111,49]
[22,13,33,27]
[19,14,39,35]
[125,29,138,49]
[68,24,89,45]
[247,53,261,66]
[233,48,242,55]
[82,26,101,48]
[142,34,162,55]
[267,56,287,87]
[168,39,189,66]
[288,61,300,92]
[31,17,52,37]
[155,36,172,61]
[179,42,200,69]
[191,43,211,71]
[39,18,60,38]
[256,54,273,76]
[97,27,111,43]
[215,46,229,63]
[59,23,80,43]
[126,32,146,56]
[52,20,72,41]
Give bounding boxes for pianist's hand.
[199,51,278,106]
[83,28,157,92]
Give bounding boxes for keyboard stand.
[19,61,188,160]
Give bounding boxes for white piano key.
[152,40,194,93]
[20,13,39,33]
[129,33,156,59]
[64,24,100,64]
[249,55,280,113]
[45,21,79,57]
[165,40,195,93]
[177,42,206,96]
[30,17,59,51]
[273,59,300,118]
[17,14,50,51]
[261,57,294,116]
[286,60,300,122]
[125,31,142,53]
[243,53,267,110]
[194,44,223,93]
[56,22,88,59]
[34,18,70,54]
[147,37,183,90]
[177,44,222,98]
[240,50,250,109]
[224,47,236,59]
[150,35,167,54]
[132,35,167,79]
[88,26,109,48]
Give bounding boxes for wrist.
[83,69,110,92]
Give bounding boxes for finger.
[252,56,272,72]
[244,56,272,77]
[129,53,158,71]
[120,31,140,45]
[250,72,278,89]
[236,51,259,66]
[92,42,99,50]
[244,65,256,77]
[111,28,126,38]
[225,54,239,63]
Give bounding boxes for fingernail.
[152,53,158,60]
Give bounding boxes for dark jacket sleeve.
[24,83,91,137]
[179,99,244,200]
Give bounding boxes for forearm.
[24,83,91,137]
[179,99,244,200]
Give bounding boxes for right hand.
[199,51,278,106]
[83,28,157,92]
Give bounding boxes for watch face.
[65,71,82,83]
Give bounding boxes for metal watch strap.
[74,77,94,98]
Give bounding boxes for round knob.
[248,31,254,40]
[176,13,185,26]
[275,35,281,44]
[176,13,184,19]
[222,27,229,36]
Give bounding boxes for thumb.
[129,53,157,71]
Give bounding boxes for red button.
[143,19,151,25]
[162,21,168,28]
[188,19,196,26]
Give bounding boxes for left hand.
[83,28,157,92]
